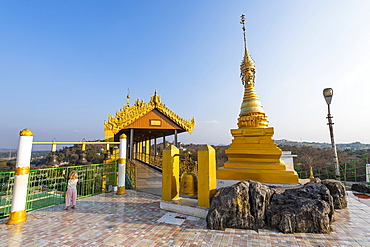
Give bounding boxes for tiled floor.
[1,190,369,247]
[135,160,162,196]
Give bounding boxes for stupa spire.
[240,14,256,86]
[238,14,268,128]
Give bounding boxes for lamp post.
[323,88,340,179]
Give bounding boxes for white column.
[7,129,33,225]
[117,134,127,195]
[366,164,370,183]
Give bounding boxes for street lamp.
[323,88,340,179]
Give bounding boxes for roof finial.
[126,88,130,106]
[152,89,160,105]
[240,14,256,86]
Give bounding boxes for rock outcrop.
[321,179,347,209]
[207,179,347,233]
[351,183,370,194]
[266,183,334,233]
[206,181,273,230]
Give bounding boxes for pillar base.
[116,186,126,195]
[6,209,27,225]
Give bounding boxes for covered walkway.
[135,160,162,196]
[1,190,369,246]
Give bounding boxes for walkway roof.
[104,91,195,142]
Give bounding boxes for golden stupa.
[216,15,299,184]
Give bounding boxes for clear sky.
[1,1,370,150]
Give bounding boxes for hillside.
[275,140,370,151]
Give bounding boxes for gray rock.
[207,180,343,233]
[206,181,273,230]
[351,183,370,193]
[248,181,274,228]
[322,179,347,209]
[266,183,334,233]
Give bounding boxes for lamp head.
[323,88,333,105]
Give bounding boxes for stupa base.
[218,127,299,185]
[216,167,299,184]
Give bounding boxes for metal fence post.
[7,129,33,225]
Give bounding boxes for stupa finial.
[240,14,256,86]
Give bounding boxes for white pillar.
[366,164,370,183]
[7,129,33,225]
[117,134,127,195]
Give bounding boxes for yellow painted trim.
[118,158,126,164]
[33,141,120,145]
[6,209,27,225]
[15,167,30,175]
[20,129,33,136]
[120,134,127,139]
[117,186,126,195]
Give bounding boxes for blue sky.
[1,1,370,150]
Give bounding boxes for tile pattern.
[1,190,369,246]
[134,160,162,197]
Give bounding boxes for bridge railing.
[136,153,163,170]
[0,171,14,218]
[298,157,370,184]
[126,160,137,189]
[0,162,138,218]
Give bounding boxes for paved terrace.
[1,162,370,246]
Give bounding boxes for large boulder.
[351,183,370,193]
[206,181,273,230]
[207,180,347,233]
[265,183,334,233]
[321,179,347,209]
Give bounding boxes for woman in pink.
[64,171,78,210]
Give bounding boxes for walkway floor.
[134,160,162,197]
[1,190,369,246]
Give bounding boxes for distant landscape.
[275,140,370,151]
[1,140,370,174]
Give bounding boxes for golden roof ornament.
[238,15,269,128]
[126,88,130,106]
[104,90,195,134]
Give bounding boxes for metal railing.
[0,171,14,218]
[126,160,137,189]
[136,153,163,169]
[136,152,199,178]
[0,162,137,218]
[298,157,370,184]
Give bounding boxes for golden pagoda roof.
[104,91,195,134]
